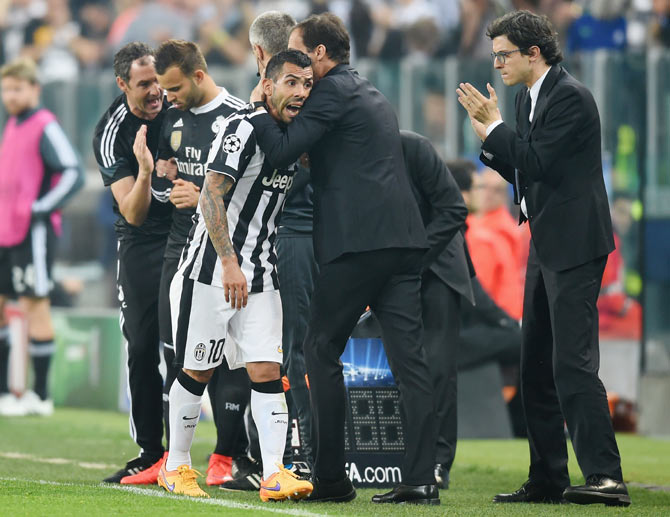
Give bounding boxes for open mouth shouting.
[284,101,303,118]
[145,95,162,111]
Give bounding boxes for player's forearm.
[32,165,84,215]
[201,171,236,262]
[119,173,152,226]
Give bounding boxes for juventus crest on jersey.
[178,109,299,293]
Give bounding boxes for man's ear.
[253,44,264,63]
[528,45,541,62]
[193,69,206,84]
[116,76,128,93]
[262,77,273,98]
[315,44,327,61]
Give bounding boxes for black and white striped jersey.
[179,109,298,292]
[93,94,173,240]
[156,87,246,259]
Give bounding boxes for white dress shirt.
[485,66,551,217]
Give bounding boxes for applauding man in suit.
[458,10,629,507]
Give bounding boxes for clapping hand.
[457,82,502,141]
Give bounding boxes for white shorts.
[170,274,283,371]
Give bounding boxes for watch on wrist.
[251,101,266,111]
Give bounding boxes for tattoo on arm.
[200,171,236,261]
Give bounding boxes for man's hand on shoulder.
[250,76,265,105]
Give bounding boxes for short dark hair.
[265,50,312,81]
[154,39,208,76]
[294,13,350,64]
[487,10,563,66]
[446,159,477,192]
[113,42,154,83]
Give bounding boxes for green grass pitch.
[1,408,669,516]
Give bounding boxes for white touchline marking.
[0,451,116,470]
[0,478,331,517]
[110,485,331,516]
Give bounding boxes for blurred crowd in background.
[0,0,649,345]
[0,0,670,82]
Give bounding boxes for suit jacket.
[400,130,474,304]
[480,65,614,272]
[249,63,427,266]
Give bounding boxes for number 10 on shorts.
[208,338,225,363]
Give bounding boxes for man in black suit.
[400,131,474,489]
[457,10,629,507]
[249,13,439,505]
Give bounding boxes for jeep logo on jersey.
[194,342,206,362]
[170,131,182,152]
[261,169,294,193]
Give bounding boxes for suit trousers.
[276,230,318,464]
[304,248,436,485]
[522,240,622,489]
[421,270,461,470]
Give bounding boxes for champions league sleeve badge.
[222,134,242,154]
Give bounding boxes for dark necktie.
[520,89,532,138]
[514,90,532,205]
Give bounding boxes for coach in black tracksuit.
[250,14,438,504]
[400,130,474,489]
[93,43,172,481]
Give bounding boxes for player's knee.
[246,361,280,383]
[19,296,53,337]
[183,367,214,384]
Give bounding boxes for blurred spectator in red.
[598,234,641,339]
[451,159,524,320]
[469,168,524,319]
[473,168,527,271]
[598,191,641,339]
[21,0,81,81]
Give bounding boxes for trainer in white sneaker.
[0,392,27,416]
[21,390,54,416]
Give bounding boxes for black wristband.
[251,101,266,111]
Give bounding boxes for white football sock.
[251,389,288,480]
[166,376,202,471]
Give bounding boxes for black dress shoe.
[563,475,631,506]
[434,464,450,489]
[493,480,567,504]
[306,477,356,503]
[372,484,440,505]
